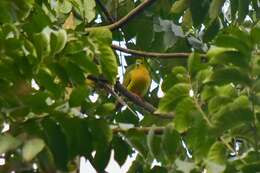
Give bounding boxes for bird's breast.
[131,67,150,84]
[128,66,151,96]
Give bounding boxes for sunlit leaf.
[22,138,45,162]
[0,134,21,154]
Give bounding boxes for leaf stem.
[188,75,213,127]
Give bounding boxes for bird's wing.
[123,64,135,87]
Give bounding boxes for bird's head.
[135,58,144,68]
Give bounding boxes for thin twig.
[86,0,157,31]
[111,44,207,58]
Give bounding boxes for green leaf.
[171,0,189,14]
[36,68,62,98]
[0,134,21,154]
[158,83,190,113]
[89,28,112,45]
[68,52,99,75]
[98,44,118,84]
[252,0,260,19]
[207,142,226,164]
[113,136,131,166]
[125,130,148,157]
[162,66,189,92]
[42,118,69,171]
[209,0,225,20]
[161,124,181,163]
[93,144,111,172]
[242,163,260,173]
[208,47,249,68]
[56,117,92,159]
[83,0,96,23]
[89,28,118,83]
[147,125,162,162]
[64,62,85,84]
[207,47,236,59]
[136,19,154,50]
[210,67,250,85]
[69,86,89,107]
[251,22,260,44]
[237,0,250,23]
[214,35,251,56]
[230,0,238,20]
[174,97,199,133]
[188,52,208,77]
[96,103,115,116]
[0,0,35,23]
[115,109,139,126]
[32,32,50,60]
[203,19,220,42]
[208,96,232,114]
[50,29,67,55]
[182,9,193,28]
[23,5,51,33]
[25,92,50,113]
[211,95,253,131]
[88,119,113,145]
[190,0,210,27]
[175,159,196,173]
[205,160,226,173]
[57,0,72,13]
[186,120,215,162]
[22,138,45,162]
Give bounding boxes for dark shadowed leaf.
[211,96,253,132]
[113,136,131,166]
[42,118,69,171]
[69,86,89,107]
[237,0,250,23]
[190,0,210,27]
[161,124,181,163]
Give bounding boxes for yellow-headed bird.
[116,59,151,110]
[123,59,151,97]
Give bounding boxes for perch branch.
[111,44,207,58]
[114,81,175,119]
[87,76,175,119]
[86,0,157,31]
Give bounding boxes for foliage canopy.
[0,0,260,172]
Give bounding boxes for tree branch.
[87,76,175,119]
[111,44,207,58]
[86,0,157,31]
[114,81,175,119]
